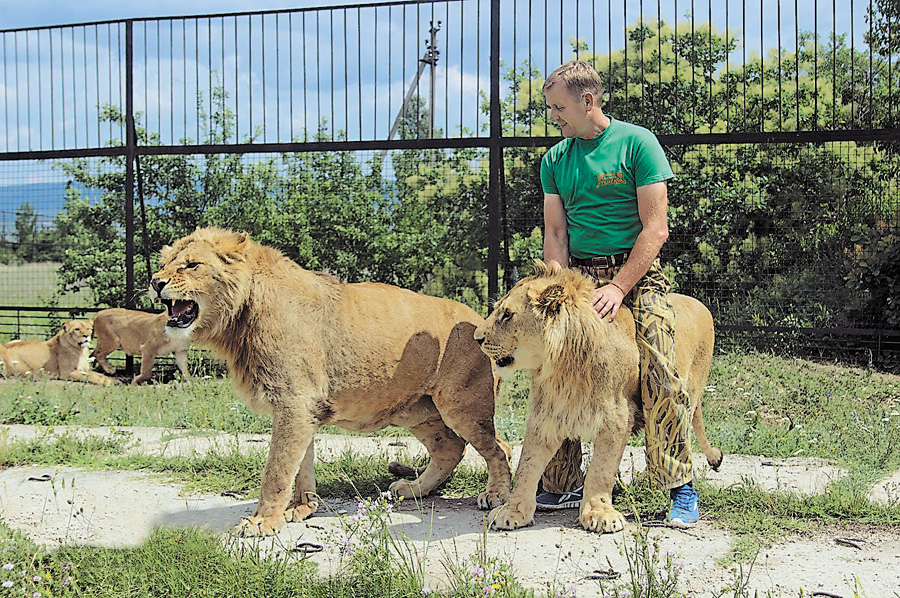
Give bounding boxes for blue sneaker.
[535,485,583,510]
[666,483,699,527]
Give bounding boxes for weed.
[445,519,530,598]
[2,392,80,426]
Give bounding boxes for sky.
[0,1,336,29]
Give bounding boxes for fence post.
[124,20,136,311]
[124,20,136,374]
[487,0,501,308]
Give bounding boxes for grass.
[0,375,272,432]
[0,349,899,597]
[0,262,92,309]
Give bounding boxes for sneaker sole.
[665,518,698,528]
[535,500,581,511]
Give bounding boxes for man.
[536,59,698,527]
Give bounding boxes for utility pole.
[382,21,441,163]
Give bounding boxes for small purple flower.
[2,564,13,570]
[2,581,13,588]
[421,588,433,596]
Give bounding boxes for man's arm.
[593,180,670,320]
[543,192,569,267]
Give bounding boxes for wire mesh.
[0,0,898,368]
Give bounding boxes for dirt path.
[1,425,898,597]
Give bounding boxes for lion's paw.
[477,489,508,510]
[489,503,534,530]
[389,478,425,499]
[232,514,286,537]
[579,505,626,533]
[285,500,318,522]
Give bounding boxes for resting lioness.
[149,227,512,537]
[1,320,117,386]
[91,308,191,384]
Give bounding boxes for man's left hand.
[591,283,625,322]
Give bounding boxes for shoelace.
[560,486,584,501]
[671,486,697,510]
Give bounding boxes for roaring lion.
[149,227,512,537]
[1,320,117,386]
[474,261,722,533]
[91,308,191,384]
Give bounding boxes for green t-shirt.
[540,117,674,258]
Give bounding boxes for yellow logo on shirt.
[597,171,626,186]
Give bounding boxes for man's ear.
[583,91,594,109]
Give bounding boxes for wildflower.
[32,576,41,582]
[1,581,13,588]
[421,588,433,596]
[2,564,13,570]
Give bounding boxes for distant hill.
[0,182,102,231]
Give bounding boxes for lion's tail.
[692,398,724,471]
[388,434,511,479]
[388,461,426,478]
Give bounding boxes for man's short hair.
[542,60,605,103]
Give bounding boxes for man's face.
[544,83,589,138]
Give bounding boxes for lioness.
[1,320,117,386]
[92,308,191,384]
[149,227,512,537]
[475,261,722,533]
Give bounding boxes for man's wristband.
[610,281,627,294]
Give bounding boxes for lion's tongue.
[171,300,193,318]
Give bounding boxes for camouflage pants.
[540,259,694,493]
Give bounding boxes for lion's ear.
[215,231,251,263]
[529,283,568,318]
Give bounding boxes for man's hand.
[591,283,626,321]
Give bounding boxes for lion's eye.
[499,309,514,323]
[184,261,201,269]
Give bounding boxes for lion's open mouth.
[495,356,514,368]
[162,298,199,329]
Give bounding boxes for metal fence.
[1,0,899,368]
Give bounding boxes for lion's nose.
[150,278,168,295]
[473,329,485,344]
[475,337,485,345]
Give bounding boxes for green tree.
[14,202,38,261]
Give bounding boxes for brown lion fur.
[475,260,722,533]
[92,308,191,384]
[149,227,512,537]
[1,320,117,386]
